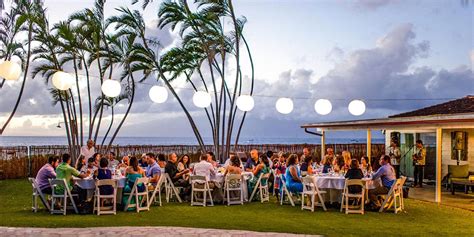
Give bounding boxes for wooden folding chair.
[93,179,117,215]
[28,177,50,212]
[379,178,403,213]
[340,179,365,214]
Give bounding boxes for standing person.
[107,151,119,169]
[35,156,60,194]
[368,155,396,209]
[244,149,259,172]
[80,139,96,160]
[388,140,401,178]
[412,140,426,188]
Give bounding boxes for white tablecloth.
[73,176,127,190]
[311,175,382,203]
[210,172,253,202]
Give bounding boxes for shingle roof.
[389,95,474,118]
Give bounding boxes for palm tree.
[0,0,43,135]
[96,94,128,146]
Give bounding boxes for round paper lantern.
[52,71,74,90]
[314,99,332,115]
[236,95,255,112]
[348,99,366,116]
[101,79,121,98]
[0,61,22,81]
[193,91,212,108]
[149,86,168,103]
[275,97,293,114]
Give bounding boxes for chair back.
[448,164,469,178]
[225,174,242,189]
[28,177,37,191]
[96,179,117,188]
[49,179,68,195]
[302,176,314,192]
[343,179,365,193]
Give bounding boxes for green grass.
[1,179,473,237]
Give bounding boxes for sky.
[0,0,473,140]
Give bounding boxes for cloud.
[353,0,399,10]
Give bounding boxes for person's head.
[87,139,94,149]
[122,156,130,166]
[416,140,423,148]
[179,154,190,165]
[92,153,101,162]
[229,153,236,160]
[129,156,139,171]
[77,155,86,164]
[250,149,259,160]
[87,157,95,167]
[342,151,351,165]
[62,153,71,164]
[335,154,345,167]
[158,154,166,168]
[260,154,269,167]
[108,152,116,160]
[168,153,177,163]
[266,150,273,159]
[287,154,298,167]
[379,155,390,166]
[324,156,332,166]
[361,156,368,166]
[278,151,287,162]
[326,148,334,155]
[303,147,311,157]
[350,159,360,169]
[390,140,399,147]
[146,153,156,165]
[99,157,108,168]
[48,156,60,168]
[230,156,241,167]
[201,154,208,161]
[206,152,215,162]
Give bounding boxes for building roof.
[389,95,474,118]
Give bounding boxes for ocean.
[0,136,385,146]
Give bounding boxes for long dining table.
[311,174,382,203]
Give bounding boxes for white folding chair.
[93,179,117,215]
[279,174,295,206]
[49,179,78,215]
[301,176,327,212]
[190,175,214,207]
[399,176,407,210]
[148,174,166,207]
[123,177,150,213]
[164,173,183,203]
[249,173,270,203]
[378,178,404,213]
[28,177,50,212]
[224,174,244,206]
[340,179,365,214]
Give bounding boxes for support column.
[367,129,372,164]
[321,129,326,160]
[435,128,442,203]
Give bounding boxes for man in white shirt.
[80,139,95,160]
[193,154,216,181]
[107,151,120,169]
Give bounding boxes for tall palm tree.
[96,94,128,146]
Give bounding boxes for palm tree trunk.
[82,57,93,140]
[65,92,77,159]
[59,92,73,155]
[72,56,84,146]
[101,105,114,146]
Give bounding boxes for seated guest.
[333,154,345,173]
[272,152,287,193]
[81,157,97,175]
[92,153,101,166]
[223,153,236,168]
[145,153,161,187]
[342,151,352,171]
[300,155,313,175]
[322,155,332,173]
[118,156,129,169]
[157,154,167,171]
[224,155,242,175]
[75,155,86,172]
[206,152,218,168]
[345,159,364,193]
[265,150,274,169]
[193,154,216,183]
[107,151,119,169]
[322,148,335,165]
[165,153,190,186]
[35,156,60,194]
[139,153,148,168]
[247,154,270,196]
[360,156,372,174]
[244,149,259,172]
[95,158,113,196]
[285,154,303,193]
[177,154,190,172]
[122,156,146,207]
[55,154,88,202]
[368,155,396,209]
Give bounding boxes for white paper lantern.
[52,71,74,90]
[348,99,366,116]
[314,99,332,115]
[193,91,212,108]
[236,95,255,112]
[101,79,121,98]
[149,86,168,103]
[0,61,22,81]
[275,97,293,114]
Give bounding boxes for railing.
[0,143,385,179]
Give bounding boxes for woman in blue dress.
[247,154,270,198]
[285,154,303,193]
[122,156,146,209]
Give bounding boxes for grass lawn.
[1,179,473,237]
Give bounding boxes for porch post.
[435,128,442,203]
[321,129,326,159]
[367,129,372,164]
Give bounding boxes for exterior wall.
[441,129,474,177]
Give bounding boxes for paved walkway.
[0,227,320,237]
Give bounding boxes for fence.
[0,143,385,179]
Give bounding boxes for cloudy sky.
[0,0,473,141]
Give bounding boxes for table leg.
[451,183,455,195]
[465,185,468,194]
